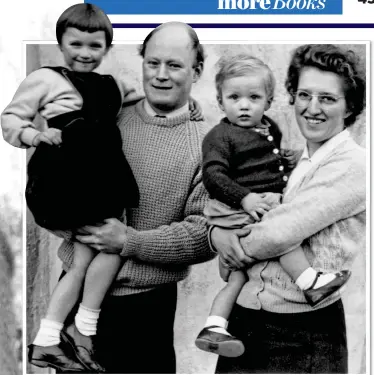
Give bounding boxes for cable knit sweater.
[58,100,216,295]
[236,135,366,313]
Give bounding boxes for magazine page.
[0,0,370,374]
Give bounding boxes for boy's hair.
[56,3,113,48]
[215,54,276,102]
[285,44,365,127]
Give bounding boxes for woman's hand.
[211,226,256,269]
[75,218,127,254]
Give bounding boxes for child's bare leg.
[74,253,122,336]
[210,265,247,320]
[279,247,310,281]
[33,242,95,347]
[195,260,247,357]
[82,252,122,309]
[279,247,351,307]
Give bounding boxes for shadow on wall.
[25,43,367,374]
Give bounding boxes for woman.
[209,44,366,374]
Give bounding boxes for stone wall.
[26,43,367,374]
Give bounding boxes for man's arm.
[122,169,216,266]
[240,151,366,260]
[77,169,216,266]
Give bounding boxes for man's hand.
[75,218,127,254]
[188,96,204,121]
[241,193,271,221]
[281,148,302,171]
[32,128,62,146]
[211,226,256,269]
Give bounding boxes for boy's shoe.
[304,270,351,307]
[195,326,245,357]
[28,343,86,372]
[61,323,105,373]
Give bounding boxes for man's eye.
[147,61,158,66]
[169,63,181,69]
[297,91,310,100]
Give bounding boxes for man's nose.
[306,96,322,114]
[156,64,169,80]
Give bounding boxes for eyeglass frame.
[292,90,345,107]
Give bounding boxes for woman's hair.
[138,22,205,68]
[56,3,113,48]
[215,54,276,102]
[285,44,366,127]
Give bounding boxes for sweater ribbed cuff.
[121,226,141,258]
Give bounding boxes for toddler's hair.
[215,53,276,102]
[56,3,113,48]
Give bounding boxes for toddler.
[195,54,351,358]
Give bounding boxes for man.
[56,22,215,374]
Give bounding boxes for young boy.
[1,4,201,373]
[195,54,351,358]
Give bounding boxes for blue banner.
[86,0,343,15]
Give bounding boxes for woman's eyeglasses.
[293,90,345,107]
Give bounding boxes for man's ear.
[192,61,204,83]
[217,94,224,112]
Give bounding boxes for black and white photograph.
[0,4,367,374]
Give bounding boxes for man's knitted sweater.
[58,100,216,295]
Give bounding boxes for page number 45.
[358,0,374,3]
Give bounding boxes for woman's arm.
[240,149,366,259]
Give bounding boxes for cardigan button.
[283,175,288,182]
[273,148,279,154]
[279,165,284,171]
[267,135,274,142]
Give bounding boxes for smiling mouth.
[304,117,325,125]
[152,86,172,90]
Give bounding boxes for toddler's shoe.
[304,270,351,307]
[28,342,86,372]
[61,323,105,373]
[195,326,245,357]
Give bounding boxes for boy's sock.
[296,267,336,290]
[204,315,230,336]
[33,318,63,347]
[74,304,100,336]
